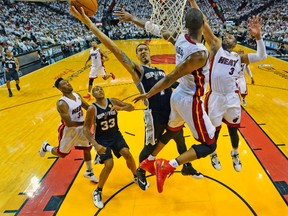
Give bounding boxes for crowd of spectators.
[0,0,287,58]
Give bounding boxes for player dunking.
[189,0,266,171]
[83,41,115,99]
[133,8,216,193]
[69,6,201,193]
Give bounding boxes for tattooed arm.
[69,6,142,83]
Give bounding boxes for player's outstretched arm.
[133,51,207,103]
[241,15,267,64]
[188,0,221,53]
[69,6,141,83]
[114,10,174,44]
[110,98,135,112]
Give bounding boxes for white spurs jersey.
[175,34,210,96]
[59,92,84,123]
[90,48,103,68]
[210,47,242,94]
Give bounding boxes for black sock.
[97,187,102,192]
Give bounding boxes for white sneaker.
[92,190,104,209]
[242,98,247,107]
[231,151,242,172]
[39,141,49,157]
[84,170,99,183]
[210,153,222,170]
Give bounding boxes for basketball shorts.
[95,131,129,163]
[206,91,241,129]
[4,70,19,81]
[168,88,215,145]
[236,77,248,95]
[89,66,107,78]
[57,124,92,156]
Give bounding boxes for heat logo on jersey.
[71,105,82,114]
[218,56,239,67]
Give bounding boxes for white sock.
[169,159,179,168]
[85,160,93,171]
[46,145,53,153]
[148,155,156,161]
[232,149,239,155]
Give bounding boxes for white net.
[148,0,188,41]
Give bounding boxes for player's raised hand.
[248,15,262,38]
[132,93,148,104]
[114,11,133,24]
[69,4,92,27]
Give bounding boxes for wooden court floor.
[0,39,287,216]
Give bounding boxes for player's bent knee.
[192,142,216,159]
[160,129,181,144]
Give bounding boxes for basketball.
[70,0,98,17]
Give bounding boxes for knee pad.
[159,129,181,144]
[192,142,216,159]
[89,78,94,86]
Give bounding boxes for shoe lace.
[232,153,240,164]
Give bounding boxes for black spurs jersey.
[136,65,172,113]
[93,98,119,137]
[4,57,17,72]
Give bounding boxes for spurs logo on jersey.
[59,92,84,122]
[210,47,242,94]
[175,34,210,96]
[4,57,17,71]
[137,65,172,111]
[90,48,103,68]
[93,99,119,136]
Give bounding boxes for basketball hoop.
[148,0,188,41]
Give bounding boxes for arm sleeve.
[246,65,253,78]
[247,39,267,63]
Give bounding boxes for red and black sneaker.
[155,159,175,193]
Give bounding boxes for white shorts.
[89,66,107,78]
[57,124,92,156]
[168,88,215,144]
[236,77,247,96]
[206,91,241,129]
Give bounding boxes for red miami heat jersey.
[210,47,242,94]
[59,92,84,122]
[175,34,209,96]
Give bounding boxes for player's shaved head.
[185,8,204,33]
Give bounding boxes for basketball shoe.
[8,89,12,97]
[231,151,242,172]
[181,163,204,179]
[39,141,50,157]
[110,72,115,80]
[92,190,104,209]
[140,158,156,175]
[16,84,20,91]
[155,159,175,193]
[210,152,222,170]
[84,169,99,183]
[83,93,91,99]
[136,168,150,191]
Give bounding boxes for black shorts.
[5,70,19,81]
[95,131,129,163]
